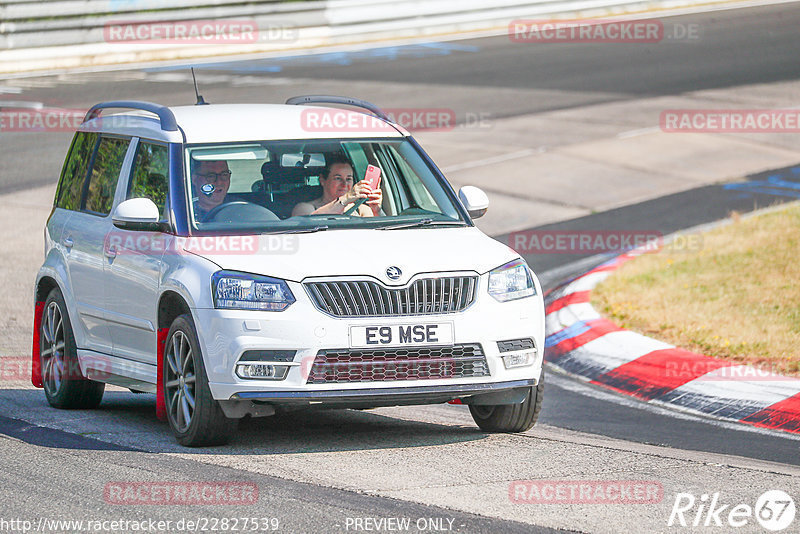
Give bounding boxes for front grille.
[306,343,489,383]
[304,276,477,317]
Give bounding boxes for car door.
[61,135,132,354]
[104,139,170,364]
[48,131,93,290]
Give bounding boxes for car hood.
[185,226,519,284]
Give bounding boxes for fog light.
[236,363,289,380]
[502,351,536,369]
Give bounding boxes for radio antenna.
[191,68,208,105]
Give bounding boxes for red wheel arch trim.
[31,301,44,388]
[156,327,169,421]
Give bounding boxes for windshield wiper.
[375,219,467,230]
[262,225,329,234]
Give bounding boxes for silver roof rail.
[83,101,179,132]
[285,95,390,122]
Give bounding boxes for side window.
[55,132,98,210]
[84,137,130,215]
[128,142,169,218]
[386,145,438,212]
[342,142,369,179]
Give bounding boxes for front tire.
[163,314,236,447]
[40,288,104,409]
[469,371,544,433]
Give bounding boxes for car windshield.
[185,138,467,233]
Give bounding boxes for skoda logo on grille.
[385,266,402,281]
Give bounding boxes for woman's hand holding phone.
[344,165,382,216]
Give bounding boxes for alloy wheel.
[41,301,66,396]
[165,330,197,433]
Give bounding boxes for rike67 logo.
[669,490,795,531]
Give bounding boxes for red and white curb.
[544,250,800,435]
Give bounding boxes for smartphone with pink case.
[364,164,381,189]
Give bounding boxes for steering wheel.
[203,201,279,223]
[202,201,253,222]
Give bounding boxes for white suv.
[33,97,545,446]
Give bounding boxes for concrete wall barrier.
[0,0,757,73]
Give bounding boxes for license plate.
[349,323,454,348]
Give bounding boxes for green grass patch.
[591,204,800,377]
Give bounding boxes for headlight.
[488,259,536,302]
[211,270,295,311]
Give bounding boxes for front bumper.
[216,378,538,418]
[232,378,538,407]
[194,276,545,402]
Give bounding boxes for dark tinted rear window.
[55,132,98,211]
[84,137,130,215]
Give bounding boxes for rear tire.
[163,314,237,447]
[469,371,544,433]
[40,288,105,409]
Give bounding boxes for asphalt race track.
[1,4,799,532]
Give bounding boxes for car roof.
[80,104,408,143]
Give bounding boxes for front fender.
[33,255,72,388]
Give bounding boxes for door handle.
[62,236,74,248]
[104,246,117,259]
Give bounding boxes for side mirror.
[112,198,161,231]
[458,186,489,219]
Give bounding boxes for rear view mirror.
[458,186,489,219]
[281,153,326,168]
[112,198,161,231]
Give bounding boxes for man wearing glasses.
[190,159,232,221]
